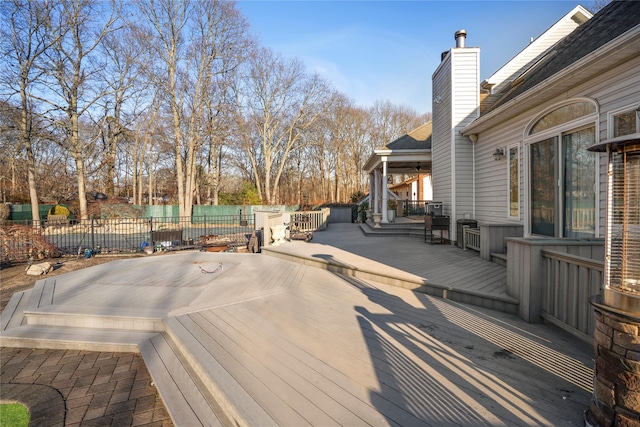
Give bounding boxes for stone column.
[587,296,640,427]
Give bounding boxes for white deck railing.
[289,209,328,232]
[463,226,481,252]
[540,249,603,341]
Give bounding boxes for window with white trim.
[527,100,597,238]
[610,106,640,138]
[508,144,520,219]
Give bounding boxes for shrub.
[48,205,70,217]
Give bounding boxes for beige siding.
[591,58,640,236]
[473,55,640,236]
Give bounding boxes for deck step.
[359,221,424,238]
[263,246,519,315]
[1,289,31,331]
[139,315,276,427]
[491,252,508,266]
[139,333,224,427]
[0,324,156,352]
[1,283,160,352]
[16,275,166,331]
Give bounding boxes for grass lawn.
[0,403,30,426]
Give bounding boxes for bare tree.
[0,0,65,221]
[95,20,145,198]
[135,0,251,217]
[34,0,120,219]
[238,47,331,204]
[368,100,424,150]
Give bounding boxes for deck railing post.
[463,225,468,250]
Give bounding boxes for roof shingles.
[486,0,640,114]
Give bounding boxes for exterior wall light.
[492,147,505,161]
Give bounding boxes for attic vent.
[571,10,590,25]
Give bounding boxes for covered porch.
[363,122,432,224]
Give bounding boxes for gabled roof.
[486,1,640,114]
[386,122,432,150]
[481,5,591,99]
[363,121,432,174]
[465,0,640,135]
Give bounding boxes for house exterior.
[389,175,433,202]
[359,1,639,336]
[432,0,640,328]
[432,5,595,242]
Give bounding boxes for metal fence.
[1,215,255,265]
[401,200,429,216]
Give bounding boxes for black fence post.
[90,216,95,251]
[149,217,154,247]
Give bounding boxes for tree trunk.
[20,93,40,223]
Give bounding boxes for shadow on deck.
[263,223,518,315]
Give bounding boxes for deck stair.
[263,231,519,316]
[138,316,272,427]
[0,281,158,352]
[491,252,508,266]
[0,285,261,426]
[359,218,424,238]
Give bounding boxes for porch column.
[381,160,389,223]
[373,168,380,214]
[368,173,374,213]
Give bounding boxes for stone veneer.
[587,297,640,427]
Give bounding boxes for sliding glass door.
[530,137,556,236]
[562,127,596,238]
[529,127,595,238]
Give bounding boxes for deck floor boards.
[1,224,594,426]
[268,223,509,299]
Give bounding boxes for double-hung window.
[527,100,598,238]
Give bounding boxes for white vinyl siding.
[472,54,640,236]
[432,47,479,243]
[475,120,525,224]
[452,49,480,223]
[432,54,452,214]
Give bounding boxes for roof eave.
[463,25,640,136]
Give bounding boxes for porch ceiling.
[363,151,432,175]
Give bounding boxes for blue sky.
[237,1,590,114]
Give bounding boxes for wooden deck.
[0,226,594,426]
[264,223,518,314]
